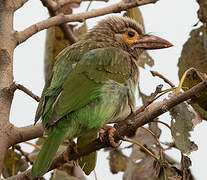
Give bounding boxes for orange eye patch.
[123,29,139,44]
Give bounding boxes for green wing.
[34,46,79,124]
[40,47,133,126]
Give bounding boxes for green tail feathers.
[31,127,66,177]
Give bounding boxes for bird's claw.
[99,125,120,147]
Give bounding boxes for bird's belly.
[63,80,136,138]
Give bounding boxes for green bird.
[31,16,172,177]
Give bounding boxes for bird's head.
[85,16,173,60]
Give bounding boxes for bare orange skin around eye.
[123,29,139,44]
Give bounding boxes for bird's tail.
[31,127,66,177]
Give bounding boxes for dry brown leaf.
[196,0,207,23]
[109,149,128,174]
[123,156,159,180]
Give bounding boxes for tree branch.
[0,1,16,172]
[14,145,33,165]
[41,0,57,12]
[10,123,43,146]
[15,0,158,45]
[41,0,109,12]
[14,0,29,11]
[151,70,175,88]
[57,0,109,10]
[6,79,207,180]
[40,0,77,44]
[14,83,40,102]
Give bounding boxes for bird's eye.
[123,29,139,44]
[128,31,135,38]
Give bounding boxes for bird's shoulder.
[49,40,99,89]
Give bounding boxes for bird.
[31,16,172,177]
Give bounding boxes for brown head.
[84,16,173,59]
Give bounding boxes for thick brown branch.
[14,0,29,10]
[16,0,158,45]
[42,0,109,12]
[0,2,16,172]
[57,0,109,10]
[7,79,207,180]
[41,0,57,11]
[10,123,43,146]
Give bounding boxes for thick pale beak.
[134,34,173,50]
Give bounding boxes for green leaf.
[177,26,207,120]
[178,67,207,119]
[44,26,70,83]
[170,102,197,154]
[2,149,29,178]
[178,26,207,80]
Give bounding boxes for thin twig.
[23,141,41,151]
[94,169,98,180]
[15,83,40,102]
[153,120,171,130]
[140,126,167,174]
[86,0,93,11]
[41,0,77,44]
[14,145,33,165]
[151,70,175,88]
[122,138,159,162]
[140,127,161,147]
[134,84,163,117]
[176,68,193,94]
[148,84,163,104]
[151,87,176,102]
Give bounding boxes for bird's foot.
[63,139,78,163]
[99,125,119,148]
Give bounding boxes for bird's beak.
[134,34,173,50]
